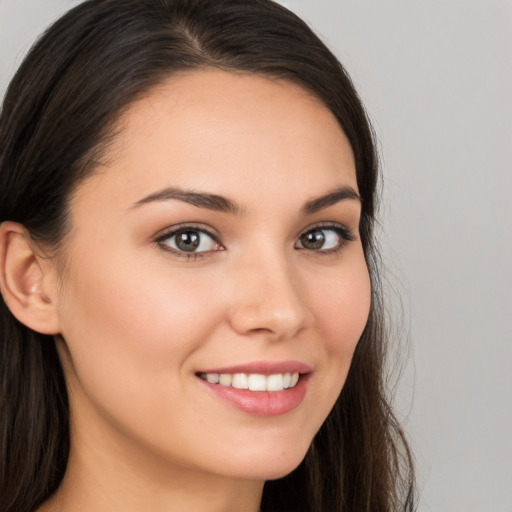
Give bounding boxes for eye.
[295,225,354,252]
[157,227,222,254]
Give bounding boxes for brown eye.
[299,229,326,250]
[158,228,220,254]
[295,226,352,252]
[175,231,200,252]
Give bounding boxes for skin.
[36,71,371,511]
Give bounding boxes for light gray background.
[1,1,511,511]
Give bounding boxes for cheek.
[55,246,222,413]
[62,250,216,346]
[305,251,371,413]
[312,256,371,357]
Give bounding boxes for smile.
[199,372,300,392]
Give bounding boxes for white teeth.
[219,374,232,386]
[248,374,267,391]
[232,373,249,389]
[266,373,283,391]
[200,372,300,392]
[206,373,220,384]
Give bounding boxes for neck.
[38,397,264,512]
[42,470,263,512]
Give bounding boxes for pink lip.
[197,360,312,375]
[196,360,312,417]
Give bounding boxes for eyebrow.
[131,187,244,215]
[301,186,361,215]
[131,185,360,215]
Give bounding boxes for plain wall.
[1,1,511,511]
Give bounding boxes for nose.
[227,250,312,341]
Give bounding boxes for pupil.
[176,231,200,252]
[302,230,325,250]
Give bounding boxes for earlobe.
[0,221,61,335]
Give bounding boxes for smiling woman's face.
[53,71,371,485]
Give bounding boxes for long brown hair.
[0,1,415,510]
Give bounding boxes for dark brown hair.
[0,1,415,510]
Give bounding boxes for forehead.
[73,70,356,213]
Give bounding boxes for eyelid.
[295,222,356,251]
[297,221,356,239]
[154,223,224,258]
[155,222,221,239]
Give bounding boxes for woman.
[0,0,415,511]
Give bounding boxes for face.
[53,71,371,483]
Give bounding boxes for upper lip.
[197,360,312,375]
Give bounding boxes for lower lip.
[197,374,310,417]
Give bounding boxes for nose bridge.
[228,243,310,339]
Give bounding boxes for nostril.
[249,327,273,335]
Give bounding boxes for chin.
[259,459,306,481]
[216,442,310,482]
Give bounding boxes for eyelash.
[297,223,356,256]
[155,223,222,261]
[155,222,356,261]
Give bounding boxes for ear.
[0,221,61,335]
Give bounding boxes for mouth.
[195,361,312,417]
[198,372,300,392]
